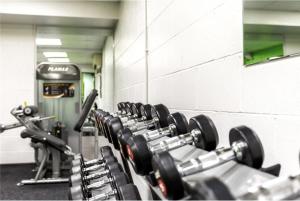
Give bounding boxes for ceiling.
[36,26,113,67]
[0,0,120,69]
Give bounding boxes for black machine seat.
[21,128,68,152]
[74,89,98,132]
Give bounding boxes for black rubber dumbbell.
[69,183,141,201]
[70,161,123,187]
[70,172,129,200]
[118,112,188,159]
[111,102,130,117]
[152,126,264,200]
[126,114,219,176]
[72,146,114,168]
[98,103,150,141]
[71,155,117,175]
[94,102,131,138]
[108,102,143,122]
[107,104,170,150]
[106,104,161,147]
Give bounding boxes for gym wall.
[0,24,36,164]
[97,36,114,112]
[109,0,300,176]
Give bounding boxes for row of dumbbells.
[94,102,300,200]
[69,146,141,201]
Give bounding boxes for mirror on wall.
[243,0,300,66]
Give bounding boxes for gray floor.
[0,164,68,200]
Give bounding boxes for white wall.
[99,36,115,112]
[114,0,147,109]
[0,24,36,164]
[113,0,300,176]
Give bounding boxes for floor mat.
[0,164,68,200]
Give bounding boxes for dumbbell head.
[109,104,168,150]
[70,171,129,200]
[151,104,170,128]
[188,177,234,200]
[71,148,114,167]
[103,115,114,142]
[152,151,183,199]
[131,103,143,118]
[229,126,264,169]
[140,104,153,120]
[117,102,124,111]
[107,117,124,149]
[125,102,133,115]
[125,112,188,175]
[189,114,219,151]
[118,102,128,114]
[69,161,123,187]
[167,112,189,137]
[100,146,113,158]
[127,135,152,175]
[118,128,133,158]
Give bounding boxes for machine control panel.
[43,83,75,98]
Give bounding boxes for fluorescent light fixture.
[48,58,70,63]
[36,38,62,46]
[43,52,68,58]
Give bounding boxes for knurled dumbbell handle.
[143,126,171,142]
[85,158,104,166]
[87,178,111,190]
[150,129,201,153]
[83,163,105,172]
[85,169,109,181]
[129,117,157,132]
[89,189,117,201]
[177,144,245,177]
[150,133,193,153]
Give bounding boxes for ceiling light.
[48,58,70,63]
[36,38,62,46]
[43,52,68,58]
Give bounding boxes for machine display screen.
[43,83,75,98]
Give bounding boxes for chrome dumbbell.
[152,126,264,199]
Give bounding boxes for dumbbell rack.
[124,135,275,200]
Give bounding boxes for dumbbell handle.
[85,169,109,181]
[86,177,112,190]
[83,163,105,172]
[120,114,139,122]
[89,189,117,201]
[150,129,201,153]
[177,141,247,177]
[123,115,147,127]
[142,125,173,142]
[128,117,158,132]
[239,174,300,200]
[84,158,104,166]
